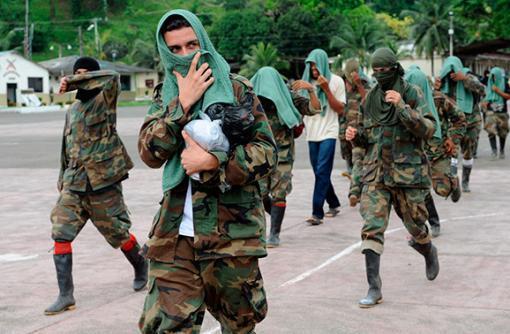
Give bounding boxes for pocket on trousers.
[242,273,268,322]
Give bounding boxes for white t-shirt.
[303,74,346,142]
[178,181,194,237]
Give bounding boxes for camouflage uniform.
[51,70,134,247]
[426,91,466,198]
[353,82,435,254]
[259,92,318,202]
[138,74,276,333]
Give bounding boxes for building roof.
[454,39,510,55]
[0,50,51,73]
[39,55,155,76]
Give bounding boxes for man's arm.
[291,91,320,116]
[65,70,120,108]
[463,74,486,97]
[138,85,189,169]
[442,94,466,146]
[318,75,345,115]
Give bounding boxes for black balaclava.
[73,57,101,102]
[370,48,404,91]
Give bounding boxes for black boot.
[462,165,472,193]
[44,254,76,315]
[267,204,286,248]
[489,136,498,160]
[359,250,383,308]
[500,136,506,159]
[263,196,272,215]
[123,244,148,291]
[425,193,440,238]
[408,239,439,281]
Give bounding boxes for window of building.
[120,75,131,91]
[28,77,43,92]
[145,79,154,88]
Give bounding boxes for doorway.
[7,83,17,106]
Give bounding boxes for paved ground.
[1,107,509,333]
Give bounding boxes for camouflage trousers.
[484,112,509,138]
[50,183,132,248]
[349,147,366,199]
[259,160,293,201]
[461,112,482,160]
[360,185,431,254]
[139,236,267,334]
[431,156,459,198]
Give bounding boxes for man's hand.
[346,126,357,141]
[351,71,362,87]
[450,71,466,82]
[59,77,68,94]
[385,90,402,106]
[434,78,442,91]
[444,137,456,156]
[174,52,214,114]
[292,80,314,92]
[317,75,330,91]
[180,131,219,175]
[492,85,501,94]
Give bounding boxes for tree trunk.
[430,50,435,77]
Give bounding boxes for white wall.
[400,55,444,79]
[0,52,50,94]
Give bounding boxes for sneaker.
[430,224,440,238]
[305,216,324,226]
[324,207,341,218]
[491,152,498,160]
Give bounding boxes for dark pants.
[308,139,340,219]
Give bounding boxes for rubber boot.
[462,165,472,193]
[500,136,506,159]
[450,176,461,203]
[263,196,272,215]
[408,240,440,281]
[44,254,76,315]
[122,243,148,291]
[267,204,286,248]
[489,136,498,160]
[425,193,440,238]
[359,250,383,308]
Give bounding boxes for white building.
[0,51,51,107]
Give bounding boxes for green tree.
[239,42,289,78]
[404,1,453,75]
[129,39,160,71]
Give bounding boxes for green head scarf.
[301,49,331,116]
[439,56,473,114]
[251,66,301,129]
[404,65,441,139]
[364,47,405,125]
[155,9,234,192]
[485,67,506,104]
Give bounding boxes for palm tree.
[239,42,289,78]
[403,1,452,76]
[329,18,387,71]
[129,39,160,72]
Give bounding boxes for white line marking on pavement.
[279,212,505,288]
[0,253,39,263]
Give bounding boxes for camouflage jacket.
[426,91,466,161]
[353,82,435,188]
[261,91,319,164]
[58,70,133,192]
[138,74,277,262]
[450,74,485,127]
[339,82,369,138]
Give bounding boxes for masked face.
[373,66,397,90]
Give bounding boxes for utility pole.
[24,0,29,58]
[93,18,100,57]
[78,26,84,56]
[449,11,454,57]
[28,23,34,59]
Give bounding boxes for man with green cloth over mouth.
[251,67,321,247]
[437,56,485,193]
[300,48,346,226]
[346,48,439,308]
[482,67,510,159]
[137,10,277,333]
[405,65,466,238]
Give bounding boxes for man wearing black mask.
[45,57,147,315]
[346,48,439,308]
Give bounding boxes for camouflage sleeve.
[201,78,277,188]
[443,96,466,145]
[57,110,70,191]
[291,91,320,116]
[66,70,120,109]
[464,74,486,97]
[351,102,368,148]
[396,86,435,139]
[138,84,189,169]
